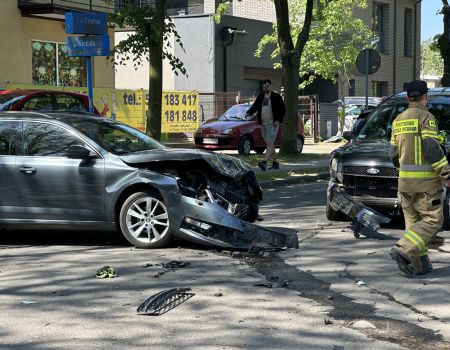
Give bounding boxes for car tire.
[326,200,346,221]
[255,147,265,154]
[296,136,304,154]
[238,136,252,156]
[119,190,173,249]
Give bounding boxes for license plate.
[203,138,218,144]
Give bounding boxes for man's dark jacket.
[246,91,286,125]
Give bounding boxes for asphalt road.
[1,181,450,349]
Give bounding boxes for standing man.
[389,80,450,276]
[246,79,286,171]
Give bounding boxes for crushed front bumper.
[328,183,391,239]
[165,192,298,249]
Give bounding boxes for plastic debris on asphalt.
[137,287,195,316]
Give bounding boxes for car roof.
[0,89,87,97]
[0,111,101,121]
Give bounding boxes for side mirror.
[343,131,352,141]
[65,145,91,159]
[246,114,256,121]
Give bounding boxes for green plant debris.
[96,266,118,279]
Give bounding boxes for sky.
[422,0,444,41]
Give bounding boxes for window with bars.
[31,41,86,87]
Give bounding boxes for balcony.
[18,0,115,19]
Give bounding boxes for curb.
[260,172,329,188]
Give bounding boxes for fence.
[298,95,319,143]
[198,92,239,124]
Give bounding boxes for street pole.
[86,56,94,113]
[365,49,369,112]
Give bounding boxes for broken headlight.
[330,157,343,183]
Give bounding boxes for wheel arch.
[112,183,163,227]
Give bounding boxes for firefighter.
[389,80,450,276]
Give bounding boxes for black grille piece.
[224,188,248,204]
[137,288,195,316]
[343,175,398,198]
[344,166,398,177]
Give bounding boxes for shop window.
[32,41,85,87]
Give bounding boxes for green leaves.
[107,2,186,76]
[96,265,118,279]
[422,38,444,77]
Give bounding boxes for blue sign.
[65,12,108,35]
[66,35,110,57]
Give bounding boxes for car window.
[356,103,408,141]
[0,121,18,155]
[21,94,54,111]
[0,94,25,111]
[22,122,84,157]
[219,105,251,121]
[64,119,165,155]
[55,94,88,112]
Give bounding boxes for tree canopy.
[108,1,186,140]
[422,37,444,77]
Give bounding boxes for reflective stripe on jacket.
[389,102,450,192]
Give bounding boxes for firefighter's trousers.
[397,189,444,259]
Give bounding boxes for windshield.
[356,97,408,141]
[218,105,252,121]
[0,94,24,111]
[65,118,165,155]
[355,93,450,142]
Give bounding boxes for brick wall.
[232,0,276,22]
[351,0,420,97]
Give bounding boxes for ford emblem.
[367,168,380,175]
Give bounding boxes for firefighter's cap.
[407,80,429,98]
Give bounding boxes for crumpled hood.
[120,148,252,177]
[333,141,393,164]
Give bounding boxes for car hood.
[120,148,252,178]
[200,120,252,133]
[332,140,394,165]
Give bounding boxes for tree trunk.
[440,1,450,86]
[280,52,300,154]
[337,70,349,135]
[274,0,314,155]
[146,0,167,140]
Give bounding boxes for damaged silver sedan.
[0,112,297,249]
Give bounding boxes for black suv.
[327,88,450,221]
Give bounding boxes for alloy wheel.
[125,197,169,244]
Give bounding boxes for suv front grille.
[343,166,398,198]
[344,166,398,177]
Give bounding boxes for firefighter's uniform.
[389,102,450,275]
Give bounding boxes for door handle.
[19,167,37,174]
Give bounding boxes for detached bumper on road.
[166,193,299,249]
[328,183,391,239]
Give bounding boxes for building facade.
[0,0,115,89]
[156,0,422,100]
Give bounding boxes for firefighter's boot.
[389,245,421,277]
[416,254,433,275]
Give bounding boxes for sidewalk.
[251,142,339,174]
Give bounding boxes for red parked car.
[194,103,305,155]
[0,89,98,114]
